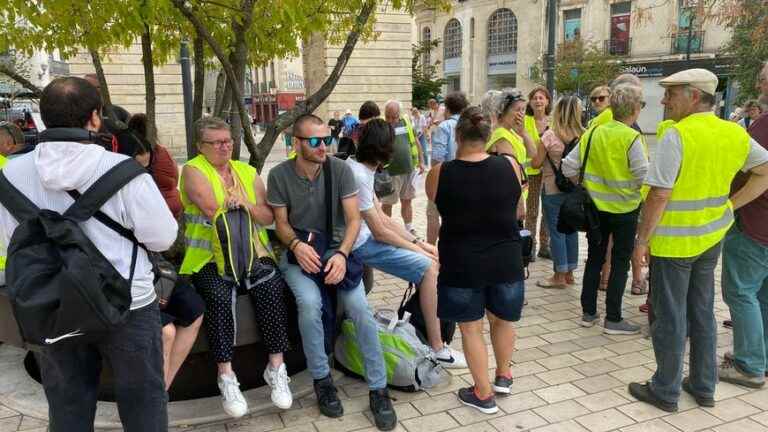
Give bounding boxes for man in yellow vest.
[561,84,648,335]
[380,100,424,237]
[0,121,25,285]
[629,69,768,412]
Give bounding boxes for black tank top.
[435,155,523,287]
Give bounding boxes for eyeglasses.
[296,135,333,148]
[590,95,608,103]
[640,101,647,109]
[201,138,233,148]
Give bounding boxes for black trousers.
[37,303,167,432]
[581,207,640,322]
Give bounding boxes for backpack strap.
[64,158,147,222]
[0,172,41,222]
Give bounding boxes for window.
[609,2,631,55]
[564,9,582,41]
[443,19,462,59]
[487,8,518,56]
[673,0,703,54]
[422,27,432,71]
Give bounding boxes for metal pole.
[545,0,558,96]
[180,40,195,159]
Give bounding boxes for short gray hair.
[610,84,644,121]
[195,116,230,144]
[480,90,502,120]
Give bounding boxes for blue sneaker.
[458,387,498,414]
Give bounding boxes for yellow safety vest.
[656,119,675,141]
[400,115,420,167]
[588,108,613,129]
[179,155,273,275]
[650,112,750,258]
[523,115,544,175]
[580,120,644,214]
[485,127,529,200]
[0,155,5,273]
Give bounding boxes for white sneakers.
[263,363,294,409]
[218,373,248,418]
[434,345,468,369]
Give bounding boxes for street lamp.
[545,0,558,96]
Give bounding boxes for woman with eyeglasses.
[180,116,293,417]
[524,86,553,260]
[561,84,649,335]
[530,95,584,289]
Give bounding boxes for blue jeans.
[354,237,431,284]
[278,252,387,389]
[418,134,429,166]
[722,225,768,376]
[649,242,721,403]
[541,192,579,273]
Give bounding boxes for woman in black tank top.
[425,106,526,414]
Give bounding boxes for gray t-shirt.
[645,128,768,188]
[267,156,358,248]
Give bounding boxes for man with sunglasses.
[267,114,397,431]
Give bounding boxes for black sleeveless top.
[435,155,523,287]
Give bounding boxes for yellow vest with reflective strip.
[179,155,273,275]
[523,115,543,175]
[650,112,750,258]
[400,114,419,167]
[486,127,529,200]
[0,155,5,272]
[580,120,644,214]
[588,108,613,129]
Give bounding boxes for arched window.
[487,8,518,56]
[443,19,462,59]
[422,27,432,70]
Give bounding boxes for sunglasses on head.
[590,95,608,103]
[296,135,333,148]
[502,94,524,114]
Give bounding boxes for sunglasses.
[590,95,608,103]
[502,94,524,114]
[296,135,333,148]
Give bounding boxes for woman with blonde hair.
[531,95,584,288]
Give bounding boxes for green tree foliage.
[412,38,445,108]
[553,39,622,96]
[720,0,768,102]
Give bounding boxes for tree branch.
[89,48,112,106]
[0,63,42,98]
[250,0,377,171]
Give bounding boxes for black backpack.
[0,159,146,347]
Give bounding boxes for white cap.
[659,68,718,96]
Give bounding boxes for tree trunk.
[251,1,377,171]
[229,23,249,161]
[140,25,158,144]
[0,63,42,98]
[192,34,205,122]
[89,48,112,106]
[215,78,232,118]
[213,71,225,114]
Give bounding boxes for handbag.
[374,167,394,198]
[150,252,177,309]
[557,126,601,236]
[545,137,578,194]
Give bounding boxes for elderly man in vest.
[629,69,768,411]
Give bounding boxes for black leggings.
[192,260,290,363]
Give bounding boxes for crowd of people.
[0,62,767,431]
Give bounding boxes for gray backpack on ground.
[334,309,450,392]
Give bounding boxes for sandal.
[631,279,648,295]
[565,273,576,285]
[536,278,567,289]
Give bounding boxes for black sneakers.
[628,382,678,412]
[458,386,499,414]
[492,375,514,394]
[314,375,343,418]
[682,377,716,406]
[369,388,397,431]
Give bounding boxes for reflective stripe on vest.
[523,115,542,175]
[580,120,644,214]
[179,155,273,275]
[650,112,751,258]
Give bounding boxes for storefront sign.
[621,58,733,78]
[487,54,517,75]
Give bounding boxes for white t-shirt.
[346,158,374,250]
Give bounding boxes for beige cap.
[659,68,718,95]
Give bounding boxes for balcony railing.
[671,31,704,55]
[604,38,631,56]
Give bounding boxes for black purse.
[557,127,601,238]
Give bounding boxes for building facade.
[303,5,413,120]
[415,0,735,131]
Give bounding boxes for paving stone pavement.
[3,154,767,432]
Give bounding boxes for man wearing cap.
[629,68,768,411]
[718,61,768,389]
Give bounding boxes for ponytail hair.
[456,106,491,145]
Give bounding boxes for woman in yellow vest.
[561,84,648,335]
[588,85,613,128]
[485,89,535,171]
[524,86,552,260]
[180,117,293,417]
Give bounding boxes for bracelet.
[289,238,302,251]
[334,250,349,260]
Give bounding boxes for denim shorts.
[437,280,525,323]
[354,237,431,283]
